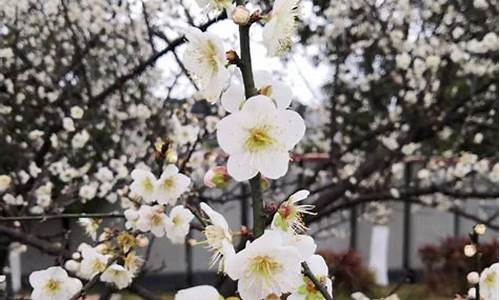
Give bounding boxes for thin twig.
[0,213,125,222]
[302,262,333,300]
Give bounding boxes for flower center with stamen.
[202,41,219,73]
[142,178,154,193]
[278,202,296,219]
[485,272,497,287]
[245,126,275,152]
[151,213,163,226]
[204,225,229,249]
[260,85,273,97]
[162,178,175,189]
[92,259,106,272]
[172,215,181,226]
[44,279,60,295]
[249,255,282,279]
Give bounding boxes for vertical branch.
[237,24,257,98]
[235,1,263,238]
[249,175,265,237]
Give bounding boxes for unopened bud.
[473,223,486,235]
[64,260,80,273]
[204,166,231,189]
[467,271,480,284]
[464,244,477,257]
[71,252,81,260]
[165,148,178,164]
[136,235,150,247]
[231,5,251,25]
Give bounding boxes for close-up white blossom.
[165,205,195,244]
[183,27,229,103]
[263,0,300,56]
[480,262,499,300]
[136,205,168,237]
[174,285,223,300]
[29,267,82,300]
[154,165,191,205]
[217,95,305,181]
[225,230,303,300]
[100,264,134,290]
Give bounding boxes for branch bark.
[301,262,333,300]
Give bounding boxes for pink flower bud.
[204,166,231,188]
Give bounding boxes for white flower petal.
[175,285,221,300]
[254,150,290,179]
[276,110,306,148]
[221,82,245,113]
[216,113,248,154]
[290,190,310,202]
[227,152,259,181]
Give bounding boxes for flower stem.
[238,24,257,98]
[249,174,265,237]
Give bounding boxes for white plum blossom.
[124,208,140,230]
[395,53,411,69]
[0,175,12,192]
[154,165,191,205]
[78,182,98,202]
[3,193,24,206]
[136,205,167,237]
[130,169,157,203]
[200,203,233,268]
[165,205,194,244]
[480,262,499,300]
[79,246,111,279]
[100,264,133,289]
[29,266,82,300]
[70,106,84,119]
[221,70,293,113]
[272,190,315,233]
[62,117,75,132]
[263,0,300,56]
[124,251,144,275]
[217,95,305,181]
[71,130,90,148]
[194,0,232,14]
[281,232,317,261]
[78,218,100,240]
[225,230,303,300]
[183,27,229,103]
[175,285,223,300]
[289,255,332,300]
